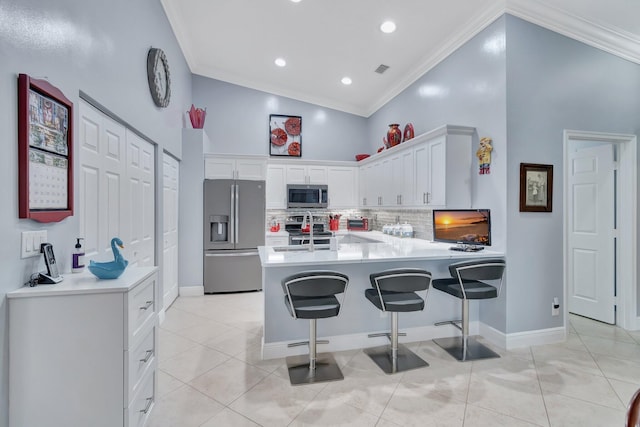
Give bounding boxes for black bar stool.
[282,271,349,385]
[364,268,432,374]
[432,258,505,361]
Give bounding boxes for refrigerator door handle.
[205,250,258,257]
[234,184,239,244]
[230,185,236,244]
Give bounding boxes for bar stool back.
[364,268,432,374]
[282,271,349,385]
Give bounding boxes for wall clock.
[147,47,171,108]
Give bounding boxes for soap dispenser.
[72,238,85,273]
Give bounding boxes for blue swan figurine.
[88,237,129,279]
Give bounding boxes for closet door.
[162,153,179,308]
[125,130,155,267]
[79,100,155,268]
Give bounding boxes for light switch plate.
[21,230,47,258]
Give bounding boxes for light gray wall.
[0,1,192,425]
[366,17,509,332]
[192,75,369,161]
[504,15,640,333]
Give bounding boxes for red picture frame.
[18,74,74,223]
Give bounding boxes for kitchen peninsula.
[258,232,504,359]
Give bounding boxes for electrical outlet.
[552,297,560,316]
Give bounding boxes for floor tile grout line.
[531,345,553,427]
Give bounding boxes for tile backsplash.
[266,208,434,240]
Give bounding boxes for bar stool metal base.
[433,336,500,361]
[364,344,429,374]
[286,353,344,385]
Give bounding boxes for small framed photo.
[520,163,553,212]
[269,114,301,157]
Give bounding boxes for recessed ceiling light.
[380,20,396,34]
[274,58,286,67]
[290,0,302,3]
[341,77,352,85]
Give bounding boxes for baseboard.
[262,321,479,360]
[179,285,204,297]
[480,323,566,350]
[163,285,179,310]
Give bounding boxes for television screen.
[432,209,491,246]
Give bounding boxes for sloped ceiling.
[162,0,640,117]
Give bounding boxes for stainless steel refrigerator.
[203,179,265,293]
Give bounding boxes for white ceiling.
[161,0,640,117]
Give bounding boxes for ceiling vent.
[375,64,390,74]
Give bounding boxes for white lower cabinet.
[8,267,158,427]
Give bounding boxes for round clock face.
[147,48,171,108]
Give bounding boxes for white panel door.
[568,144,615,324]
[79,101,126,261]
[126,130,155,267]
[163,153,179,308]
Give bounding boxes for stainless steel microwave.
[287,184,328,209]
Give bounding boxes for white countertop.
[7,266,158,298]
[258,231,504,267]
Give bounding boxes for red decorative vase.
[386,124,402,147]
[188,104,207,129]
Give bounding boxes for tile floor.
[148,293,640,426]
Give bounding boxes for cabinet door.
[427,137,446,206]
[379,158,393,206]
[205,158,235,179]
[236,159,266,181]
[327,166,357,208]
[359,164,371,207]
[414,143,430,205]
[400,150,415,206]
[265,236,289,246]
[370,161,384,206]
[266,165,287,209]
[286,165,307,184]
[307,166,328,184]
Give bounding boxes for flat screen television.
[432,209,491,247]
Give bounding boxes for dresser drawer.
[127,274,156,342]
[125,323,156,405]
[126,369,155,427]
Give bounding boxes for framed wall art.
[269,114,301,157]
[519,163,553,212]
[18,74,74,223]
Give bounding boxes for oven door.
[287,184,328,209]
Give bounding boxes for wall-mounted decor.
[519,163,553,212]
[147,47,171,108]
[270,114,301,157]
[476,137,493,174]
[18,74,74,223]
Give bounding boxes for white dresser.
[8,267,158,427]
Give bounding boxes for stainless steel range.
[285,214,332,245]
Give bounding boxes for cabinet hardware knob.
[140,397,153,414]
[139,300,153,310]
[139,349,154,363]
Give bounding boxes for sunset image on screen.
[433,210,490,244]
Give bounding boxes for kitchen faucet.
[302,211,315,252]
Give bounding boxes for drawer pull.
[140,397,153,414]
[139,350,154,363]
[139,300,153,310]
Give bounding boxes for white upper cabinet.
[286,164,328,184]
[327,166,358,208]
[359,125,474,209]
[266,164,287,209]
[205,155,266,180]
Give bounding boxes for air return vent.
[375,64,390,74]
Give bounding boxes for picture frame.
[519,163,553,212]
[18,74,74,223]
[269,114,301,157]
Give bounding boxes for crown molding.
[506,0,640,65]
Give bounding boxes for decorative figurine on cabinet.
[476,137,493,175]
[88,237,129,279]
